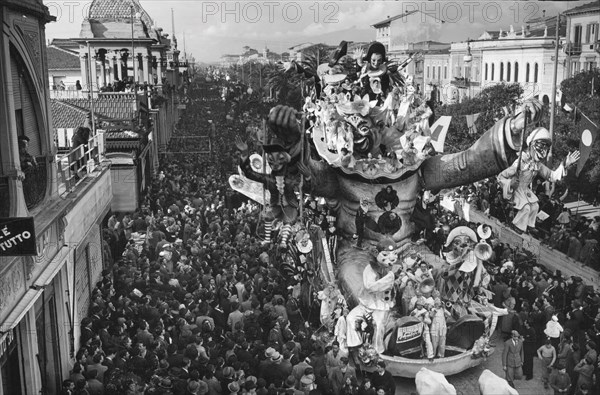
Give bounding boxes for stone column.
[100,56,107,87]
[117,55,124,81]
[90,55,98,91]
[108,56,115,84]
[157,57,163,86]
[80,54,89,92]
[132,54,138,83]
[143,55,150,84]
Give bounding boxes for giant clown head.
[526,127,552,162]
[375,238,398,268]
[444,226,478,259]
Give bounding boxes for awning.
[34,245,71,287]
[0,288,43,332]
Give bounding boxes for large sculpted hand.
[268,105,301,138]
[235,136,249,162]
[565,151,581,168]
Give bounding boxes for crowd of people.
[60,74,600,395]
[446,177,600,270]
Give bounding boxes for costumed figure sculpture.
[437,226,491,317]
[235,107,306,247]
[346,239,402,354]
[498,127,580,234]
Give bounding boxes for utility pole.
[549,13,561,160]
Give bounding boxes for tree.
[434,83,524,152]
[553,69,600,198]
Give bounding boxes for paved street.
[391,336,555,394]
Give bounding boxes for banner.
[0,217,37,256]
[430,116,452,153]
[577,113,599,177]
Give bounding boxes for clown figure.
[346,239,402,353]
[235,106,306,247]
[429,297,451,358]
[498,127,579,234]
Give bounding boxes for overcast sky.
[43,1,588,63]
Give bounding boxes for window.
[491,63,495,80]
[525,63,530,82]
[507,62,511,82]
[432,65,435,79]
[444,66,447,79]
[427,66,430,79]
[574,25,582,47]
[514,62,519,82]
[500,62,504,81]
[572,61,580,75]
[484,63,488,80]
[534,63,538,83]
[587,23,599,43]
[438,66,441,81]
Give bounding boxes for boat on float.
[355,314,494,378]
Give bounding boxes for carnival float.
[229,41,543,377]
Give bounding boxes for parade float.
[229,41,541,377]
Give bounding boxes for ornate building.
[0,1,113,394]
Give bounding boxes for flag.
[576,113,599,177]
[430,116,452,153]
[466,113,481,135]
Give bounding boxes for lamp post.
[463,39,473,99]
[131,6,141,91]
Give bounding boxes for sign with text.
[396,322,424,343]
[0,217,37,256]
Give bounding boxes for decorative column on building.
[143,54,150,83]
[109,56,116,84]
[98,51,107,87]
[157,56,163,86]
[80,53,89,91]
[132,53,139,83]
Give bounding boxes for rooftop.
[563,1,600,16]
[80,0,155,40]
[47,46,80,70]
[51,99,89,129]
[372,11,418,27]
[59,93,138,121]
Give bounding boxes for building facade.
[563,1,600,77]
[448,16,567,104]
[0,2,111,395]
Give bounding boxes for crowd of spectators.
[61,74,600,395]
[447,178,600,270]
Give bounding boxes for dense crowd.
[60,75,600,395]
[448,178,600,270]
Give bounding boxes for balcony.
[564,42,582,56]
[56,132,106,195]
[49,89,87,99]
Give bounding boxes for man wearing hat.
[328,356,356,395]
[549,361,571,395]
[498,126,580,234]
[502,330,524,388]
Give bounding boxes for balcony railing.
[56,132,105,194]
[564,42,582,56]
[49,89,87,99]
